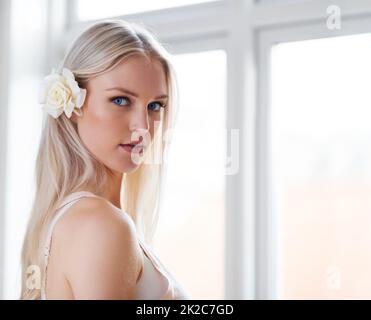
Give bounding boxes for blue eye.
[148,102,165,112]
[111,96,166,111]
[112,97,129,106]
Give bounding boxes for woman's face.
[72,55,168,174]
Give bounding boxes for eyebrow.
[105,87,168,99]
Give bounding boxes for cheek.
[148,112,162,137]
[77,105,125,156]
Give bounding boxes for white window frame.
[2,0,371,299]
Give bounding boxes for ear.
[70,112,78,124]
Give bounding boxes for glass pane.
[271,33,371,299]
[153,50,226,299]
[77,0,218,21]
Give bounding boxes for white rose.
[38,68,87,119]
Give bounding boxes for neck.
[103,171,123,209]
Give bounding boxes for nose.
[129,105,150,131]
[129,106,150,142]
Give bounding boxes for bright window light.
[153,50,226,299]
[271,33,371,299]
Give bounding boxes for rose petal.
[67,79,80,97]
[62,68,81,97]
[62,68,74,80]
[75,89,86,108]
[64,101,75,118]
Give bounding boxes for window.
[271,33,371,299]
[77,0,219,21]
[153,50,227,299]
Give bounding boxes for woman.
[20,19,190,300]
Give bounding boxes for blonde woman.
[20,19,190,300]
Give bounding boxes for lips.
[119,143,145,155]
[119,143,143,148]
[121,138,142,146]
[119,135,146,155]
[120,144,136,147]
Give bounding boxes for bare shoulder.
[52,196,142,299]
[55,196,136,234]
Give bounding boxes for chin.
[117,159,143,174]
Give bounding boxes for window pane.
[77,0,218,21]
[153,50,226,299]
[271,33,371,299]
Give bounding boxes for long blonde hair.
[20,19,179,300]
